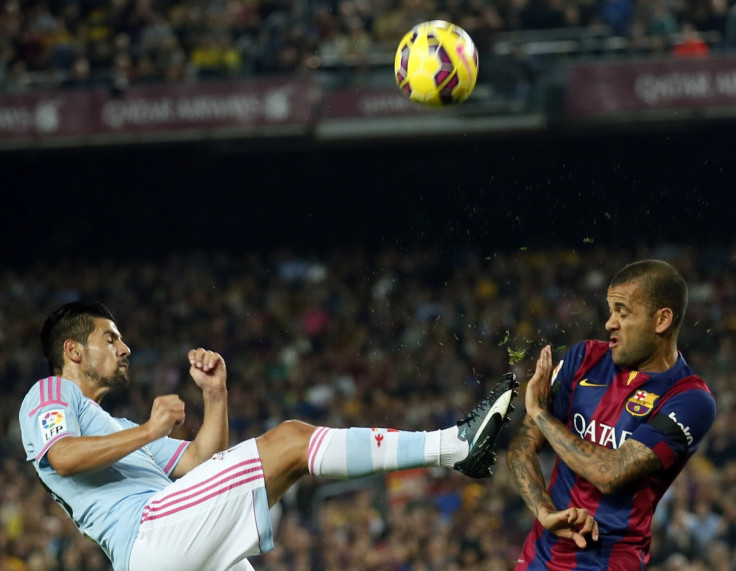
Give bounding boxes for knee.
[259,419,315,451]
[256,420,315,476]
[277,419,316,440]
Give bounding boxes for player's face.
[82,318,131,390]
[605,280,660,371]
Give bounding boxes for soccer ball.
[394,20,479,107]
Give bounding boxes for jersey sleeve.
[629,388,716,469]
[549,342,588,423]
[19,377,83,465]
[115,418,190,476]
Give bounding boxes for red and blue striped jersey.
[515,340,716,570]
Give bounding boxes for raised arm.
[170,348,229,478]
[531,411,662,494]
[507,402,599,548]
[525,345,662,495]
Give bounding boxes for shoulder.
[657,361,715,413]
[20,377,82,415]
[654,376,717,443]
[661,375,716,415]
[556,340,608,376]
[20,378,85,462]
[560,340,607,362]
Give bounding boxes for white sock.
[308,426,469,478]
[439,425,469,468]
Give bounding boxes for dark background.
[3,117,734,267]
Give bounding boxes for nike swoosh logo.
[470,390,513,447]
[471,413,496,448]
[579,378,607,388]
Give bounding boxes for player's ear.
[654,307,674,335]
[63,339,84,364]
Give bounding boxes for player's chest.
[80,403,126,436]
[568,367,669,447]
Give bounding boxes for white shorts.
[128,439,273,571]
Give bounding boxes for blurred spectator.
[671,24,711,57]
[725,2,736,49]
[597,0,633,37]
[519,0,569,30]
[59,55,94,88]
[689,499,724,556]
[0,0,733,94]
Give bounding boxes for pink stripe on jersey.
[35,432,72,462]
[163,442,189,474]
[141,460,264,523]
[307,426,330,475]
[28,377,70,417]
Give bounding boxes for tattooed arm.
[507,414,556,518]
[508,405,599,547]
[526,346,662,495]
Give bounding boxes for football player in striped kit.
[508,260,717,570]
[20,301,518,571]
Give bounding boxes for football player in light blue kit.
[20,301,519,571]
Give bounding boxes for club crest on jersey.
[626,390,659,417]
[39,409,67,442]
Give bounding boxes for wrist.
[535,502,555,520]
[202,386,228,401]
[138,421,161,443]
[527,405,544,424]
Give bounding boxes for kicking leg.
[256,373,519,506]
[255,419,314,507]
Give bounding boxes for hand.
[538,506,599,548]
[525,345,554,422]
[188,348,227,394]
[147,394,186,438]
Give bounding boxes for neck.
[60,368,108,403]
[639,344,679,373]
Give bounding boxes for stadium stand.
[2,1,735,569]
[1,244,735,570]
[0,0,733,93]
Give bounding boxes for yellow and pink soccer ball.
[395,20,479,107]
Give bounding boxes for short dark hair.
[40,301,116,375]
[610,260,688,332]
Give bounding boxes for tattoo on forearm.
[535,411,661,493]
[508,418,556,517]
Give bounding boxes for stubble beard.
[612,338,656,371]
[86,364,130,392]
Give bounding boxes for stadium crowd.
[2,0,736,93]
[0,243,735,570]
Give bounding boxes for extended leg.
[255,373,519,507]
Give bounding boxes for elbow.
[589,474,633,495]
[47,449,79,477]
[50,460,75,477]
[593,480,617,495]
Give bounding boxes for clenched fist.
[147,394,186,438]
[188,348,227,394]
